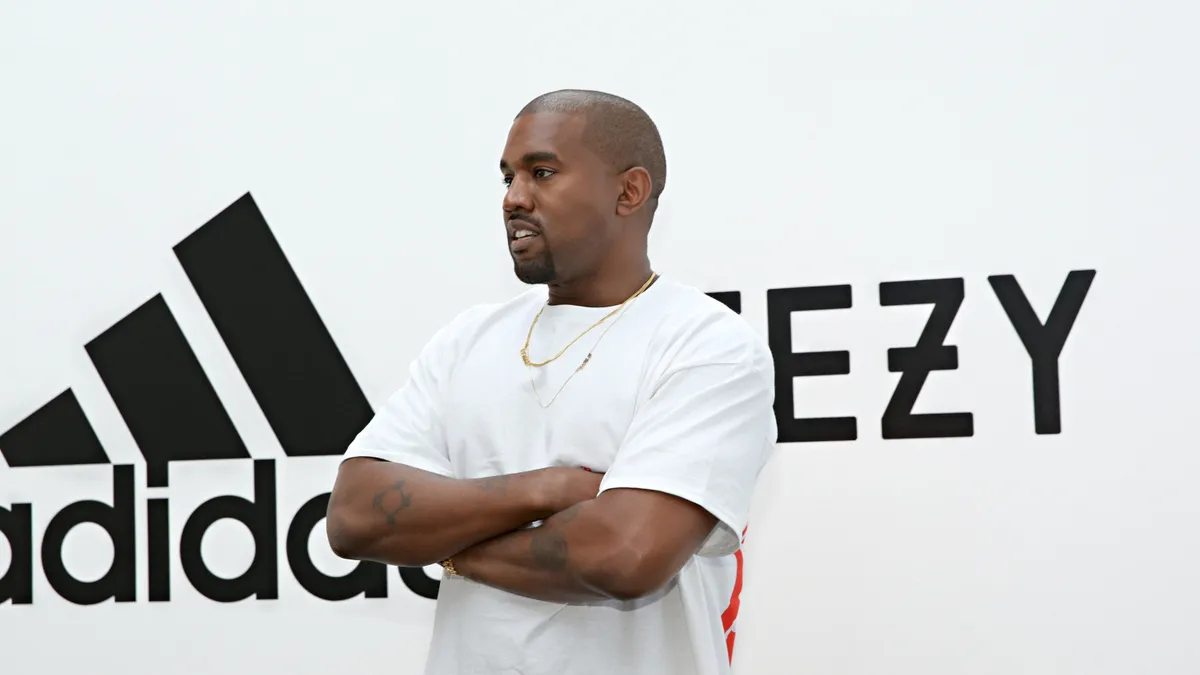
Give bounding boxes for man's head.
[500,89,666,287]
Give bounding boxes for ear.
[615,166,653,217]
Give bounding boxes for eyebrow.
[500,151,561,172]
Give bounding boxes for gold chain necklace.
[520,272,657,368]
[526,279,651,408]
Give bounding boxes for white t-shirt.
[343,275,777,675]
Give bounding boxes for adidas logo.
[0,193,439,606]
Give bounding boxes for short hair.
[517,89,667,204]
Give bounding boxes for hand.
[538,466,604,514]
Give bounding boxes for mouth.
[508,220,542,255]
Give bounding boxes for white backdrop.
[2,1,1198,673]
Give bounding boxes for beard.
[513,250,557,284]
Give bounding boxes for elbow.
[325,473,375,561]
[578,542,671,602]
[325,506,370,561]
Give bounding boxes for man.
[326,89,777,675]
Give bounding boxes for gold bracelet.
[439,558,458,577]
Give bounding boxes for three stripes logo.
[0,193,439,606]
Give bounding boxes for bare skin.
[450,487,718,603]
[500,111,655,307]
[326,458,603,567]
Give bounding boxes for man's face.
[500,112,617,285]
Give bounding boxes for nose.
[503,174,534,214]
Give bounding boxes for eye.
[533,168,556,179]
[501,175,513,187]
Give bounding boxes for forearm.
[326,458,552,567]
[453,501,645,603]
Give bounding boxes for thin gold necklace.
[526,281,650,408]
[520,272,657,368]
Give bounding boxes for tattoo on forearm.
[372,479,414,526]
[530,529,569,571]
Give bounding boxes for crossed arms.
[326,350,776,604]
[326,459,717,602]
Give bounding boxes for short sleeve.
[597,327,777,558]
[342,318,466,478]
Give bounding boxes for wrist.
[439,557,460,578]
[446,543,483,579]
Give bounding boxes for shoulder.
[642,278,773,379]
[420,287,545,362]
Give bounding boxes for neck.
[546,252,654,307]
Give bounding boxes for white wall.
[2,1,1197,673]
